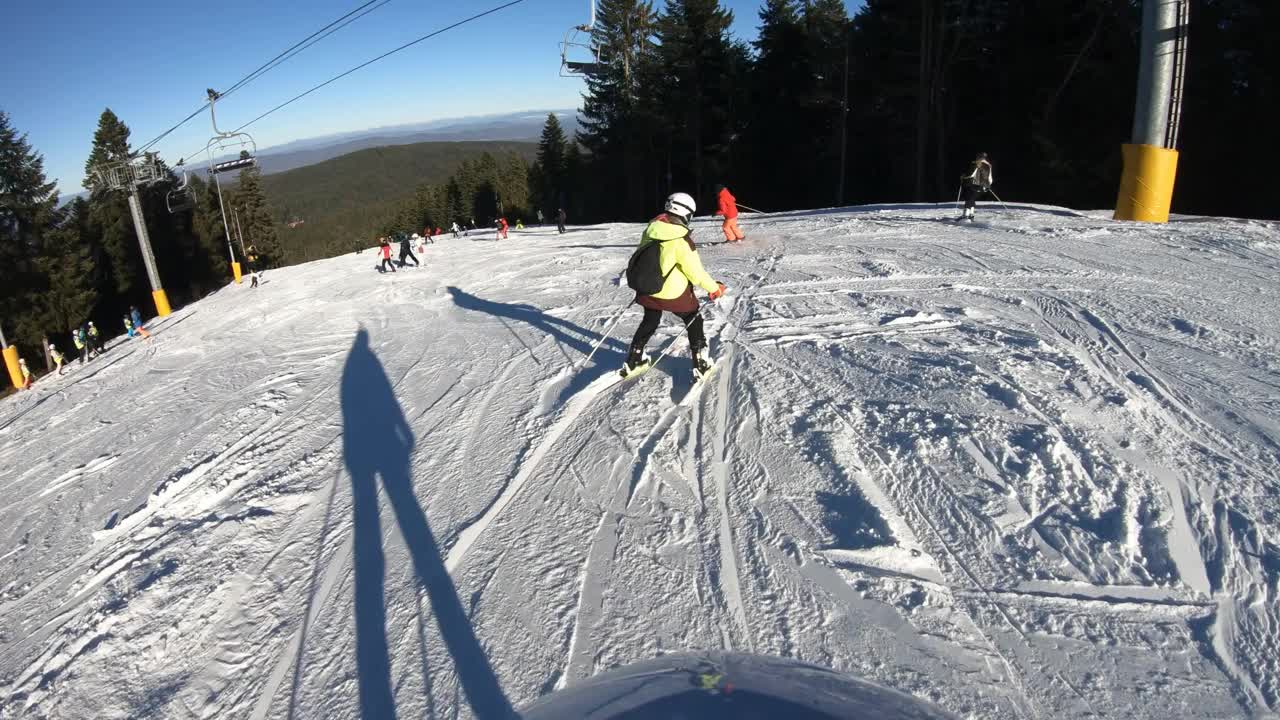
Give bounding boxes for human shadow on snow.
[341,327,515,720]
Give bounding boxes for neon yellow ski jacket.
[639,215,719,301]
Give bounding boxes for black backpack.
[626,238,679,294]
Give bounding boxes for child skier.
[496,217,509,240]
[72,325,87,364]
[124,316,152,340]
[622,192,728,381]
[378,238,397,273]
[959,152,994,220]
[18,358,33,389]
[50,343,65,375]
[715,184,746,242]
[88,321,103,355]
[130,306,144,333]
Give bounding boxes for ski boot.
[620,351,653,380]
[692,347,715,381]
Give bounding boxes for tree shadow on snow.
[341,327,515,720]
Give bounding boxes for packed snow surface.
[2,204,1279,719]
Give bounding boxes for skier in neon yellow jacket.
[622,192,727,380]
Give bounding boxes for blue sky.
[1,0,861,194]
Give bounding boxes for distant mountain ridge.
[208,109,575,176]
[56,110,575,207]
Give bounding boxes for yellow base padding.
[1114,143,1179,224]
[3,346,22,389]
[152,288,172,317]
[232,261,242,284]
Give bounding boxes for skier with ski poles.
[714,184,746,243]
[621,192,728,381]
[958,152,994,221]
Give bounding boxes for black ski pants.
[380,258,397,272]
[962,183,982,210]
[399,248,419,267]
[629,308,705,361]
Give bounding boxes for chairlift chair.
[166,161,195,213]
[560,1,604,77]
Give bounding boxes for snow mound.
[2,203,1279,718]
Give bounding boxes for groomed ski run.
[2,203,1279,718]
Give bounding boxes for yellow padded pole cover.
[232,261,242,284]
[3,346,22,389]
[152,288,172,317]
[1115,143,1179,223]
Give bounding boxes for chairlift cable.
[229,1,525,134]
[220,0,389,99]
[132,0,390,158]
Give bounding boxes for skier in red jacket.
[715,184,745,242]
[378,238,397,272]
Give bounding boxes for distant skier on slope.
[451,221,461,238]
[496,217,509,240]
[960,152,994,221]
[378,238,397,273]
[556,208,567,234]
[399,233,420,267]
[123,316,151,340]
[621,192,727,381]
[130,306,144,333]
[88,321,104,355]
[49,343,65,375]
[714,184,746,242]
[71,325,88,364]
[18,357,33,389]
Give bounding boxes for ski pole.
[955,184,963,211]
[988,188,1010,211]
[576,299,630,372]
[649,297,728,372]
[735,202,766,214]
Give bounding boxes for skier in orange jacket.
[715,184,745,242]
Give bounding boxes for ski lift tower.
[204,88,260,284]
[91,153,173,317]
[560,0,604,77]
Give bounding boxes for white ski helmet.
[665,192,696,219]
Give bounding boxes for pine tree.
[0,110,63,355]
[746,0,811,208]
[33,225,98,336]
[534,113,568,215]
[577,0,660,219]
[233,156,280,267]
[83,109,145,304]
[654,0,750,201]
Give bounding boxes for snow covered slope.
[2,204,1278,719]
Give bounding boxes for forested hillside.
[259,141,536,260]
